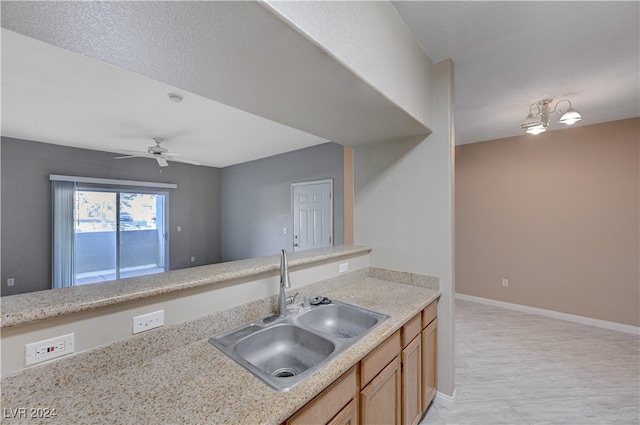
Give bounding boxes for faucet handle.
[286,291,300,305]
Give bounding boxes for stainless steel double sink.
[209,300,389,392]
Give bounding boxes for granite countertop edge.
[1,245,372,328]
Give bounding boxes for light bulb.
[559,108,582,125]
[526,124,546,135]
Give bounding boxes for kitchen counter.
[1,275,440,424]
[1,245,372,328]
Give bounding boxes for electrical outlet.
[133,310,165,334]
[339,262,349,273]
[502,279,509,287]
[191,256,196,262]
[25,333,75,366]
[7,278,15,287]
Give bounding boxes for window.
[51,175,175,288]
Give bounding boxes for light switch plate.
[133,310,165,334]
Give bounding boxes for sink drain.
[272,368,297,378]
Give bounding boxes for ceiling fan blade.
[166,157,201,166]
[156,156,169,167]
[114,155,145,160]
[113,140,199,167]
[114,152,156,160]
[114,149,148,155]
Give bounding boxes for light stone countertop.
[1,245,371,328]
[0,277,440,425]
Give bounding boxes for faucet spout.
[279,250,293,316]
[280,249,291,289]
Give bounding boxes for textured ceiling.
[393,1,640,144]
[1,1,638,164]
[1,1,429,168]
[1,29,332,168]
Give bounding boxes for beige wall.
[456,118,639,326]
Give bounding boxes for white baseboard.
[434,389,457,409]
[455,293,640,335]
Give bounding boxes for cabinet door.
[287,367,356,425]
[421,318,438,412]
[327,399,357,425]
[402,335,422,425]
[360,356,401,425]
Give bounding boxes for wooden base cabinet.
[360,356,401,425]
[360,331,401,425]
[400,313,422,425]
[286,367,357,425]
[328,399,357,425]
[421,301,438,412]
[286,300,438,425]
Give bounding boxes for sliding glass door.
[118,192,166,280]
[73,188,168,285]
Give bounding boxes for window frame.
[51,175,175,288]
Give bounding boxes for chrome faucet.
[279,249,299,316]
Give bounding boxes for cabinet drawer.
[401,314,421,348]
[421,301,437,329]
[286,367,356,425]
[360,331,400,387]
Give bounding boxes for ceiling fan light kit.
[520,98,582,135]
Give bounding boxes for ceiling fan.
[114,137,201,167]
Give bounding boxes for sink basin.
[298,303,381,338]
[235,324,335,378]
[209,300,389,392]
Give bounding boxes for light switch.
[133,310,165,334]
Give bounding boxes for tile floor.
[421,299,640,425]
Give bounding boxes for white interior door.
[292,180,333,252]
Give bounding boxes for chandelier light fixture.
[520,99,583,135]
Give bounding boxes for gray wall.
[1,138,344,295]
[220,143,344,262]
[1,137,221,295]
